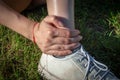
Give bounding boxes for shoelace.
[75,46,109,80]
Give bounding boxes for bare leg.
[47,0,74,29]
[46,0,81,56]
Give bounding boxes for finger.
[69,36,83,43]
[53,28,70,37]
[47,43,78,51]
[43,15,67,29]
[54,29,80,38]
[46,50,72,56]
[52,37,70,44]
[52,36,82,45]
[70,29,80,37]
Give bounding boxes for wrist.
[32,22,39,43]
[26,21,37,41]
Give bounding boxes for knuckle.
[66,30,71,37]
[78,36,81,40]
[57,46,64,50]
[78,35,81,38]
[43,16,49,21]
[42,46,49,53]
[64,39,70,44]
[57,52,63,56]
[68,44,75,49]
[56,46,61,50]
[42,44,47,49]
[50,51,57,56]
[61,46,65,50]
[61,51,68,55]
[44,39,48,43]
[41,48,46,53]
[44,38,50,43]
[63,45,68,50]
[77,36,82,41]
[80,36,83,39]
[75,29,80,34]
[47,30,54,36]
[50,16,57,21]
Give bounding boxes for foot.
[38,45,119,80]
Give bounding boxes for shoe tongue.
[53,45,81,58]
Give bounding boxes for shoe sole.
[38,64,63,80]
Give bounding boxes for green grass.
[0,0,120,79]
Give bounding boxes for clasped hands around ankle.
[34,15,82,56]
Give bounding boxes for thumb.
[57,21,69,30]
[43,15,68,29]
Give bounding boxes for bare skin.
[0,0,82,56]
[45,0,82,56]
[47,0,75,29]
[34,16,81,56]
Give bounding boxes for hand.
[34,16,82,56]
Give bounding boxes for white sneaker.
[38,45,119,80]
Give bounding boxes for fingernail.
[76,43,81,47]
[70,38,74,42]
[80,36,83,39]
[76,30,80,34]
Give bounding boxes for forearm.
[0,0,35,41]
[46,0,74,29]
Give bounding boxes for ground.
[0,0,120,80]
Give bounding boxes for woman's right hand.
[34,16,82,56]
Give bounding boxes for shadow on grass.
[75,0,120,78]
